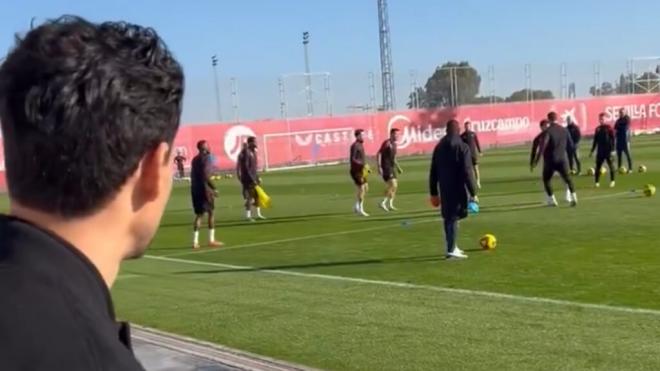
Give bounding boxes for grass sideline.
[5,136,660,370]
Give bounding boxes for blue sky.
[2,0,660,123]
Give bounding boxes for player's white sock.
[565,189,573,202]
[246,209,252,219]
[354,201,360,213]
[256,207,265,219]
[380,198,389,211]
[571,193,578,203]
[193,230,199,246]
[209,229,215,242]
[359,200,365,212]
[547,195,558,206]
[388,197,395,209]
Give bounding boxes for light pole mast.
[377,0,396,110]
[211,55,223,121]
[303,32,314,116]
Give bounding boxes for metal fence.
[184,57,660,124]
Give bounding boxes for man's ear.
[136,142,172,203]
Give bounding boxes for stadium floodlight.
[302,32,313,117]
[378,0,396,110]
[211,55,222,121]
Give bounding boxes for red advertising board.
[169,94,660,171]
[1,94,660,191]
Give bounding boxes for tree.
[616,74,630,94]
[505,89,554,102]
[423,61,481,107]
[470,96,505,104]
[589,81,615,96]
[407,87,427,109]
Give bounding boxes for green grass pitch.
[8,136,660,370]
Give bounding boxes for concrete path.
[132,326,315,371]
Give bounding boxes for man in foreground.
[237,136,266,221]
[590,113,617,188]
[533,112,578,207]
[191,140,224,249]
[566,116,582,175]
[429,120,478,260]
[614,108,633,173]
[0,16,184,370]
[460,121,483,188]
[377,128,402,211]
[350,129,369,216]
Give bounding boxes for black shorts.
[382,169,396,182]
[242,183,257,201]
[616,143,629,152]
[192,190,214,215]
[542,161,570,181]
[350,171,366,186]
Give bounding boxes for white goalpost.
[262,127,354,171]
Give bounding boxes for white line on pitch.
[162,191,633,258]
[143,254,660,317]
[116,274,142,280]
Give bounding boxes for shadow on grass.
[480,201,546,213]
[171,253,472,275]
[165,204,240,214]
[479,189,544,198]
[395,189,430,196]
[158,211,349,229]
[147,245,188,252]
[356,213,437,223]
[485,176,539,185]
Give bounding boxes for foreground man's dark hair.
[0,15,184,217]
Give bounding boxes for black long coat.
[429,133,478,220]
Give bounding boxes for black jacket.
[538,123,573,165]
[237,148,259,185]
[567,123,582,146]
[0,216,145,371]
[614,115,631,142]
[530,132,544,167]
[191,152,216,194]
[429,133,477,220]
[460,130,482,158]
[591,124,616,156]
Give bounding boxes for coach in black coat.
[429,120,478,259]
